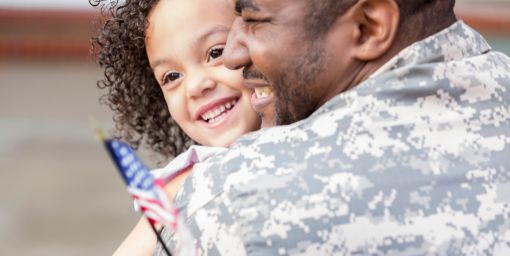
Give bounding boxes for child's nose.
[186,75,217,99]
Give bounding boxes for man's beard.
[241,38,329,126]
[273,39,328,125]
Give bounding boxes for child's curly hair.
[90,0,195,161]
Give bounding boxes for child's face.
[145,0,261,147]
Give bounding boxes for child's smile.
[197,97,238,125]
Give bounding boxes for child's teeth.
[203,99,239,124]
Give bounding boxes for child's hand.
[114,165,194,256]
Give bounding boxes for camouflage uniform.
[154,21,510,256]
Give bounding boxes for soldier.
[156,0,510,255]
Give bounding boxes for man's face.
[224,0,358,125]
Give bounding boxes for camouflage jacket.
[154,21,510,256]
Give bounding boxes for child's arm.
[113,216,156,256]
[113,165,194,256]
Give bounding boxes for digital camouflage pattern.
[154,21,510,256]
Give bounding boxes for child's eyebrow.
[194,25,231,49]
[151,25,231,70]
[151,58,168,70]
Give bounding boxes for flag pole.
[89,116,173,256]
[149,222,173,256]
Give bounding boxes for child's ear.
[348,0,400,61]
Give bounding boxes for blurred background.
[0,0,509,255]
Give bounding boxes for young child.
[90,0,275,254]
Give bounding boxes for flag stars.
[121,154,135,167]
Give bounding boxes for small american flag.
[105,139,177,227]
[103,138,197,256]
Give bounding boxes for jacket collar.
[370,20,491,78]
[311,21,491,117]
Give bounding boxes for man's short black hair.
[305,0,457,45]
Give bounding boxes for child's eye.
[207,46,224,62]
[210,49,223,59]
[163,72,183,85]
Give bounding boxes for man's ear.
[348,0,399,61]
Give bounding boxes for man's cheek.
[250,42,280,80]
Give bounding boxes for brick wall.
[0,6,508,60]
[0,9,100,59]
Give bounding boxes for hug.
[90,0,510,255]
